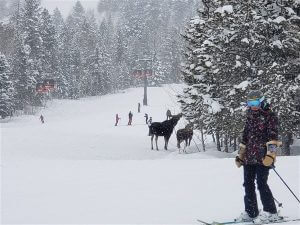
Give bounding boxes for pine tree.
[113,28,127,90]
[21,0,43,64]
[259,1,300,154]
[180,0,300,153]
[40,8,57,78]
[113,23,133,90]
[18,0,44,106]
[98,18,114,94]
[0,53,14,118]
[79,12,98,96]
[11,36,36,111]
[65,1,86,98]
[52,8,69,98]
[89,47,101,95]
[0,22,15,56]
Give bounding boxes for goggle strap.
[248,96,264,102]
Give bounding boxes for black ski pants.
[243,164,277,218]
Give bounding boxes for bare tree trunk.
[216,131,221,151]
[282,132,293,156]
[220,136,223,148]
[212,133,216,143]
[200,126,206,152]
[233,137,237,152]
[224,136,229,153]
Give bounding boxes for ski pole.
[273,197,283,208]
[272,166,300,204]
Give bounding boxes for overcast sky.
[41,0,99,17]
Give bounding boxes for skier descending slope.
[235,90,282,224]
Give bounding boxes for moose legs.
[150,135,170,151]
[151,135,159,150]
[164,136,170,150]
[188,137,192,146]
[178,139,188,154]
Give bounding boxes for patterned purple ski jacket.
[241,108,279,165]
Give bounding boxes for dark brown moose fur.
[148,114,182,150]
[176,125,193,153]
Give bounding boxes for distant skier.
[128,111,133,125]
[144,113,148,124]
[166,109,172,120]
[138,103,141,113]
[235,90,281,224]
[115,114,120,126]
[40,114,44,124]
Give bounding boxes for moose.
[176,124,193,153]
[149,114,182,150]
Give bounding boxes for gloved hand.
[235,143,246,168]
[235,156,244,168]
[262,140,282,167]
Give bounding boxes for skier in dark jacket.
[235,90,282,223]
[166,109,172,120]
[115,114,120,126]
[128,111,133,125]
[144,113,148,124]
[40,114,44,124]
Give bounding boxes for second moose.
[176,124,193,153]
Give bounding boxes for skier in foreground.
[235,90,282,224]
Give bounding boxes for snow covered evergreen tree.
[52,8,69,98]
[0,53,14,118]
[65,1,86,98]
[11,36,36,111]
[21,0,43,66]
[98,18,114,94]
[40,9,57,79]
[2,0,202,118]
[79,13,98,96]
[180,0,300,153]
[113,27,132,90]
[0,22,15,56]
[18,0,44,106]
[89,47,102,95]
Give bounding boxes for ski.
[197,218,300,225]
[197,219,242,225]
[251,218,300,225]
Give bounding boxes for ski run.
[1,85,299,224]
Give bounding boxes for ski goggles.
[247,96,264,107]
[247,99,261,107]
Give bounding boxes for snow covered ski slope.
[1,85,299,224]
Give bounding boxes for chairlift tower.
[136,58,153,106]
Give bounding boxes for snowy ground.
[1,84,300,224]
